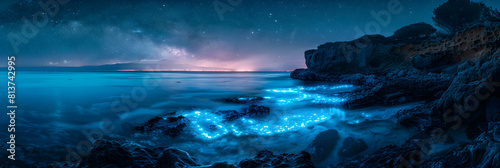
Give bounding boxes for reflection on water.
[2,71,417,165]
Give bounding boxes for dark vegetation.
[432,0,500,33]
[390,22,436,41]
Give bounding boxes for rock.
[485,96,500,122]
[310,129,340,161]
[255,150,274,158]
[239,159,261,168]
[336,141,420,168]
[494,125,500,142]
[225,96,264,104]
[291,11,500,168]
[338,137,368,157]
[200,162,237,168]
[303,37,400,74]
[243,105,270,117]
[410,52,453,71]
[60,138,313,168]
[215,106,270,121]
[338,74,452,109]
[294,151,316,168]
[157,148,200,168]
[215,110,243,121]
[395,104,445,133]
[397,69,406,76]
[78,140,134,168]
[209,125,217,130]
[74,139,156,168]
[135,115,188,137]
[238,150,315,168]
[421,132,500,168]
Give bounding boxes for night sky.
[1,0,500,71]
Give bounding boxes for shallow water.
[1,71,418,166]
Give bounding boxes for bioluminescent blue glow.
[265,85,353,105]
[182,108,345,140]
[176,85,351,139]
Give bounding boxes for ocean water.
[1,71,419,166]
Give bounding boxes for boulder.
[135,115,188,137]
[420,132,500,168]
[215,105,270,121]
[238,150,315,168]
[215,110,244,121]
[200,162,237,168]
[338,137,368,157]
[493,124,500,142]
[310,129,340,161]
[75,139,156,168]
[243,105,270,117]
[335,141,420,167]
[157,148,200,168]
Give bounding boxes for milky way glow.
[181,85,351,140]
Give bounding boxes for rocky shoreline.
[4,5,500,168]
[52,138,315,168]
[291,20,500,167]
[54,19,500,168]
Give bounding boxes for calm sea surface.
[1,71,418,166]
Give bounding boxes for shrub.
[390,22,436,41]
[433,0,500,33]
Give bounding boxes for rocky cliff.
[291,20,500,168]
[293,20,500,80]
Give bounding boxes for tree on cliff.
[433,0,500,33]
[390,22,436,41]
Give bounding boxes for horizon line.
[1,68,297,72]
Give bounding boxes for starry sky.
[1,0,499,71]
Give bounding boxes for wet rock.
[494,125,500,142]
[243,105,270,117]
[336,141,420,168]
[215,110,243,121]
[395,104,445,133]
[421,132,500,168]
[78,140,134,168]
[216,106,270,121]
[225,96,264,104]
[200,162,237,168]
[74,139,156,168]
[157,148,200,168]
[294,151,316,168]
[310,129,340,162]
[209,125,217,130]
[239,159,261,168]
[135,115,188,137]
[239,150,315,168]
[338,137,368,157]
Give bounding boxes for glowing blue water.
[2,71,417,165]
[183,85,351,139]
